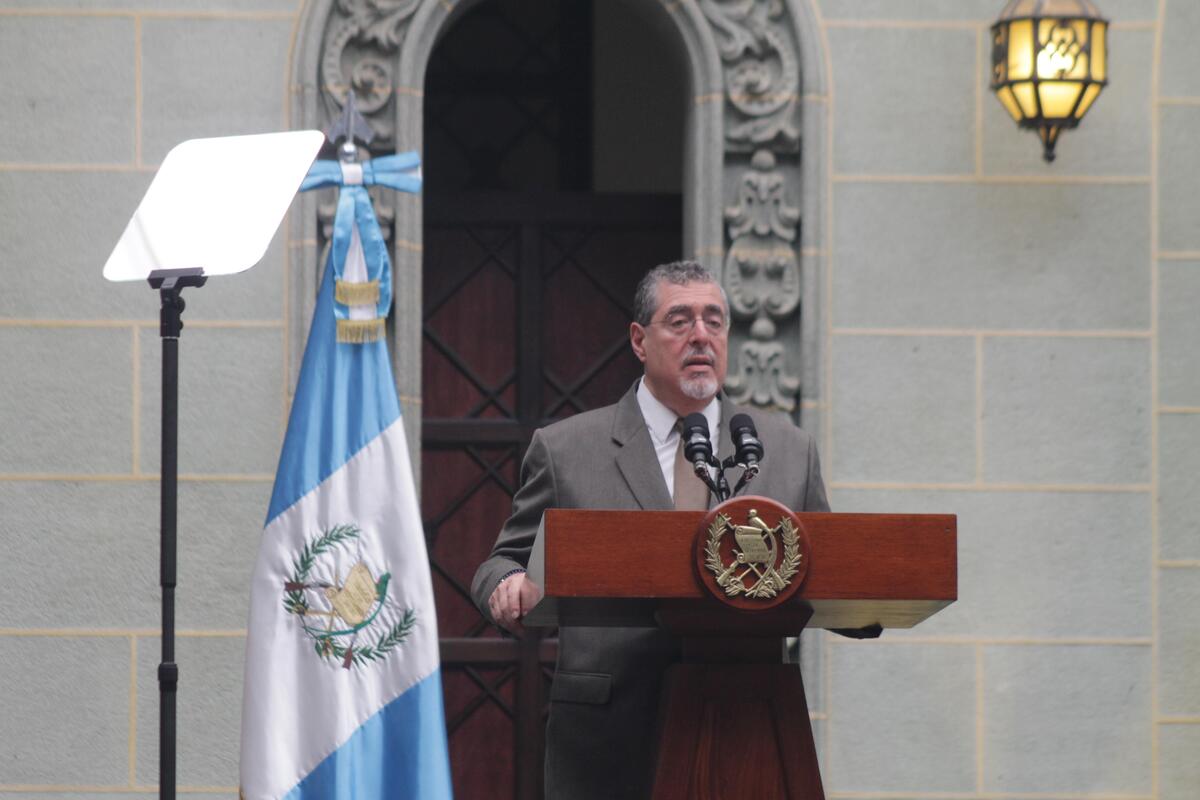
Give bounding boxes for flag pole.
[149,267,206,800]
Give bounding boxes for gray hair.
[632,260,727,325]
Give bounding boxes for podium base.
[651,662,825,800]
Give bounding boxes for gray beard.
[680,374,718,401]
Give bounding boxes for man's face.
[630,279,729,413]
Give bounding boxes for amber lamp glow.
[991,0,1108,162]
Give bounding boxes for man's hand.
[831,623,884,640]
[487,572,541,635]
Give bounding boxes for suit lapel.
[612,384,673,511]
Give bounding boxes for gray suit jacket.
[471,383,829,799]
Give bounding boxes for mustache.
[682,346,716,365]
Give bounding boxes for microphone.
[682,413,713,473]
[729,414,764,471]
[729,414,764,497]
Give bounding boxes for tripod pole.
[149,269,206,800]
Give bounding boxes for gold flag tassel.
[334,279,381,307]
[336,318,385,344]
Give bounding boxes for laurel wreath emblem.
[283,523,416,669]
[704,512,802,599]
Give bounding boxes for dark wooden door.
[421,2,682,793]
[421,191,680,799]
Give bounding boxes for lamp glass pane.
[1039,81,1084,118]
[1092,22,1107,80]
[1074,82,1102,119]
[1037,19,1086,80]
[1008,20,1034,80]
[997,85,1024,121]
[1070,19,1090,78]
[1013,82,1038,118]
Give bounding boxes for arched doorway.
[418,1,686,796]
[289,0,831,795]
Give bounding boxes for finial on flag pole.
[325,89,376,159]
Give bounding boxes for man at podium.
[471,261,830,799]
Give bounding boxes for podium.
[524,497,957,799]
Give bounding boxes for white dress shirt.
[636,378,720,501]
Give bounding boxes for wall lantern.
[990,0,1108,162]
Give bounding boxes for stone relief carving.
[700,0,800,152]
[315,1,411,267]
[307,0,812,411]
[723,149,800,339]
[701,0,804,410]
[319,0,422,149]
[721,150,802,410]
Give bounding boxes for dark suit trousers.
[544,625,681,799]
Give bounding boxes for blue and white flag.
[240,153,451,799]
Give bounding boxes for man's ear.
[630,322,647,363]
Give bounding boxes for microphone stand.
[691,459,724,500]
[686,418,763,502]
[698,457,760,503]
[693,456,738,502]
[715,463,732,501]
[727,458,759,497]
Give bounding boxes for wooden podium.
[524,498,956,799]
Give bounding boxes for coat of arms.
[283,523,415,669]
[703,508,802,599]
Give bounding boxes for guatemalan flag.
[240,151,452,798]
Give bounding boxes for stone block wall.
[818,2,1196,798]
[0,0,1195,797]
[0,2,299,794]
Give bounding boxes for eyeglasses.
[647,313,727,337]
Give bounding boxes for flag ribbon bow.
[300,151,421,343]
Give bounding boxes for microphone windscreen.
[729,413,756,437]
[683,412,709,438]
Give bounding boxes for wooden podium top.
[525,510,957,631]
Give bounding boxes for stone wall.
[0,1,297,793]
[0,0,1194,797]
[818,1,1194,798]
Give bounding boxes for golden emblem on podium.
[705,508,802,598]
[695,496,810,609]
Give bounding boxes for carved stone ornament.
[698,0,806,411]
[727,338,801,410]
[723,149,802,410]
[320,0,422,149]
[305,0,814,412]
[699,0,800,152]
